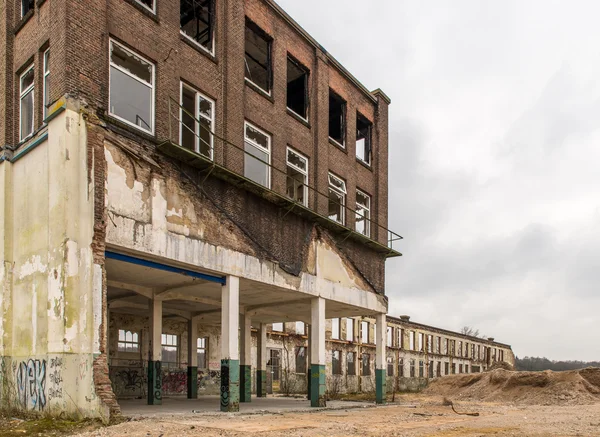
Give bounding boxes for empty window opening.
[409,359,415,377]
[332,350,342,375]
[180,0,214,52]
[244,121,271,188]
[399,358,404,377]
[161,334,179,367]
[445,362,449,375]
[328,172,346,224]
[180,83,214,159]
[355,189,371,237]
[360,321,369,344]
[362,353,371,376]
[43,49,50,120]
[295,346,306,373]
[345,318,354,342]
[418,332,424,351]
[373,323,377,344]
[356,113,372,164]
[271,322,283,332]
[118,329,140,353]
[409,331,415,350]
[21,0,34,17]
[245,20,272,94]
[286,147,308,206]
[347,352,356,375]
[387,356,394,376]
[397,328,403,349]
[429,361,434,378]
[295,321,305,335]
[134,0,155,12]
[197,337,208,368]
[387,327,393,347]
[427,335,433,353]
[419,360,424,377]
[287,56,308,119]
[19,65,35,141]
[331,318,340,340]
[109,40,155,134]
[328,90,346,146]
[436,361,441,377]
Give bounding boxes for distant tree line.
[515,356,600,371]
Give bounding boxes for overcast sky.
[277,0,600,361]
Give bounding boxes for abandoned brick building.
[0,0,407,419]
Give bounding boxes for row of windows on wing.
[109,37,373,238]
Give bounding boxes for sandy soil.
[70,395,600,437]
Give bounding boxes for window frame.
[43,49,50,120]
[286,147,309,206]
[108,39,155,135]
[244,19,273,95]
[295,346,307,374]
[345,318,354,342]
[387,356,394,377]
[117,329,140,353]
[346,351,356,376]
[361,353,371,376]
[179,82,215,160]
[286,55,309,121]
[332,350,342,375]
[19,64,35,142]
[197,337,208,369]
[356,112,373,165]
[21,0,34,18]
[328,89,346,148]
[161,333,179,366]
[360,321,369,344]
[180,0,215,55]
[134,0,156,14]
[271,322,284,332]
[243,121,271,188]
[328,172,347,225]
[331,318,340,340]
[355,189,371,237]
[386,326,393,347]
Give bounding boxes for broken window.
[444,362,449,375]
[429,361,434,378]
[387,357,394,377]
[409,359,415,377]
[362,353,371,376]
[244,121,271,188]
[360,321,369,344]
[331,318,340,340]
[109,40,155,134]
[345,318,354,342]
[418,333,424,351]
[43,49,50,120]
[409,331,415,350]
[117,329,140,353]
[436,361,441,377]
[347,352,356,375]
[452,363,456,374]
[197,337,208,368]
[356,113,372,164]
[19,64,34,141]
[180,83,214,159]
[328,90,346,147]
[161,334,179,367]
[271,322,283,332]
[328,172,346,224]
[286,147,308,206]
[21,0,33,17]
[295,321,305,335]
[244,19,272,94]
[399,358,404,377]
[332,350,342,375]
[387,327,393,347]
[355,189,371,237]
[419,360,424,377]
[180,0,214,53]
[295,346,306,373]
[287,56,308,119]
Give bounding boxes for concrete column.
[256,323,268,397]
[375,313,386,404]
[306,324,311,400]
[310,298,326,407]
[148,298,162,405]
[221,275,240,412]
[187,317,198,399]
[239,313,252,402]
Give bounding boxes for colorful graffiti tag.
[16,359,47,411]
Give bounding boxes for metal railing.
[163,97,403,255]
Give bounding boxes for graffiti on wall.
[220,361,229,409]
[162,370,186,395]
[16,359,47,411]
[47,356,63,402]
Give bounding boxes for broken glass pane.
[110,66,153,132]
[111,43,152,84]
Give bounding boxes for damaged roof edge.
[266,0,389,106]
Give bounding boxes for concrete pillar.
[221,275,240,412]
[306,324,311,400]
[187,317,198,399]
[256,323,268,397]
[375,313,386,404]
[148,298,162,405]
[310,298,326,407]
[240,313,252,402]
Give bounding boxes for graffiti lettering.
[220,361,229,409]
[162,370,186,395]
[16,359,47,411]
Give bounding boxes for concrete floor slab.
[119,396,374,417]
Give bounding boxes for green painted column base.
[310,364,326,407]
[376,368,386,404]
[220,359,240,412]
[240,365,252,402]
[187,366,198,399]
[256,369,267,397]
[307,372,311,400]
[147,360,162,405]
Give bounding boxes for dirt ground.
[60,394,599,437]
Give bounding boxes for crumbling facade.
[0,0,401,419]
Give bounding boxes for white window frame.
[286,147,309,207]
[331,318,340,340]
[295,321,305,335]
[272,322,283,332]
[134,0,156,14]
[43,49,50,120]
[179,82,215,160]
[244,21,272,96]
[180,0,215,56]
[243,121,271,189]
[345,318,354,342]
[387,326,393,347]
[197,337,208,368]
[161,333,179,364]
[117,329,140,352]
[360,321,369,344]
[108,39,155,135]
[328,172,347,225]
[19,64,35,142]
[355,189,371,237]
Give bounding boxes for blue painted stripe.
[105,251,226,285]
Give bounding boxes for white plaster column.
[257,323,267,397]
[187,317,199,399]
[375,313,387,404]
[240,313,252,402]
[310,297,326,407]
[220,275,240,411]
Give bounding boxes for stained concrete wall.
[0,102,106,418]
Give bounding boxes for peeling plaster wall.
[0,106,106,418]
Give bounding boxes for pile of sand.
[423,367,600,406]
